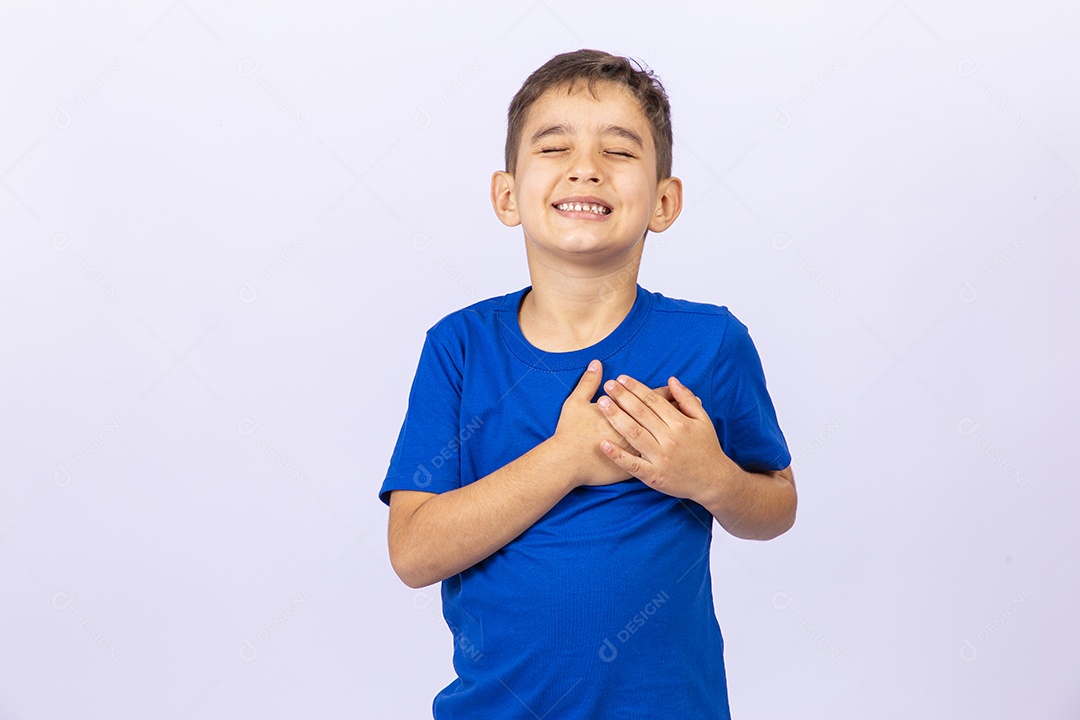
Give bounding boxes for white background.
[2,1,1077,718]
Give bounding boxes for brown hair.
[504,49,673,181]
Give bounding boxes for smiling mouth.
[552,202,611,215]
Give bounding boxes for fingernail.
[588,360,599,372]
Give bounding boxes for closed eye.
[538,148,634,157]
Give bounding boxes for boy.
[379,49,796,719]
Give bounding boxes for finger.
[598,389,663,457]
[573,359,603,399]
[604,375,677,434]
[651,385,676,402]
[653,386,683,413]
[603,421,638,455]
[667,376,709,420]
[600,439,652,482]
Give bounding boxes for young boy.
[379,49,796,719]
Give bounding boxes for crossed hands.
[551,358,737,501]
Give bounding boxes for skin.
[387,79,795,588]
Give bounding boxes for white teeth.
[556,202,610,215]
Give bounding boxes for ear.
[647,175,683,233]
[490,170,521,227]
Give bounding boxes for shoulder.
[647,288,732,319]
[643,289,769,374]
[644,288,751,343]
[424,287,524,346]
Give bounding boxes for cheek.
[613,170,654,199]
[514,190,543,224]
[513,174,551,218]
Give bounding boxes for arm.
[694,461,796,541]
[596,373,797,541]
[387,358,663,588]
[387,438,576,589]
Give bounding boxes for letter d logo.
[236,58,260,78]
[770,233,795,252]
[414,106,432,130]
[54,105,73,130]
[51,233,75,252]
[772,591,795,611]
[410,233,434,252]
[959,280,978,303]
[54,464,72,488]
[51,591,75,610]
[238,280,258,304]
[956,58,980,79]
[956,417,980,437]
[774,105,792,129]
[413,464,432,489]
[237,417,260,436]
[238,639,258,662]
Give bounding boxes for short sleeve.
[378,328,464,506]
[711,312,791,473]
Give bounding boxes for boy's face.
[491,80,681,267]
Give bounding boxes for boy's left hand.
[596,374,735,502]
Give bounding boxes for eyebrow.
[529,123,645,149]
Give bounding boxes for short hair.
[504,49,673,181]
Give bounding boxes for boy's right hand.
[552,359,677,488]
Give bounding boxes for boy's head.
[490,49,683,265]
[504,49,673,181]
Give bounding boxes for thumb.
[574,359,603,398]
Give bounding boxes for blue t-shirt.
[379,283,790,719]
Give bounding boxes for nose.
[566,148,601,183]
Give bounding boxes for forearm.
[389,438,578,588]
[697,458,797,541]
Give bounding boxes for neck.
[518,243,643,351]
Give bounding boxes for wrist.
[536,435,583,493]
[691,452,740,510]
